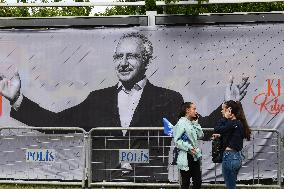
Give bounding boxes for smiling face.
[113,37,147,85]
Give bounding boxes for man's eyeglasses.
[113,53,141,60]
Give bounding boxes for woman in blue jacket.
[213,100,251,189]
[173,102,204,189]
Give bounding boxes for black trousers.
[180,153,202,189]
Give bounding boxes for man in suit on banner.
[0,32,249,182]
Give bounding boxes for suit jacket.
[10,81,221,182]
[11,81,183,131]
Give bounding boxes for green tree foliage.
[95,0,146,16]
[99,6,146,16]
[1,0,284,17]
[0,7,30,16]
[30,0,92,17]
[163,2,284,15]
[0,0,92,17]
[0,0,30,16]
[101,1,284,16]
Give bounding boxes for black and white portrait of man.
[0,31,249,182]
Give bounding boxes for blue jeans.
[222,150,242,189]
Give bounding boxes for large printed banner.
[0,25,283,182]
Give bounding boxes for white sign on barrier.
[119,149,149,163]
[26,149,56,162]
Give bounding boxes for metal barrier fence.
[88,127,282,188]
[201,128,282,188]
[88,127,173,187]
[0,126,281,188]
[0,127,87,187]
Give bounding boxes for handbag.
[211,137,223,163]
[172,147,179,165]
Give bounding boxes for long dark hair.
[224,100,251,141]
[178,102,193,119]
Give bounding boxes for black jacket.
[11,82,183,132]
[214,118,245,152]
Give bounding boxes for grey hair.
[117,32,153,65]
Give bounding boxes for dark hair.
[224,100,251,141]
[178,102,193,119]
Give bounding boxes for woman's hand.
[190,147,197,155]
[211,134,221,140]
[193,113,199,122]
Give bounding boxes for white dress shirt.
[117,78,147,173]
[117,78,147,136]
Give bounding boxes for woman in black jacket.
[212,100,251,189]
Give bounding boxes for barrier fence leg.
[277,131,281,188]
